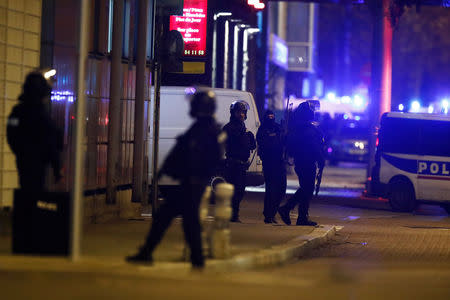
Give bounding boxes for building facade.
[0,0,43,207]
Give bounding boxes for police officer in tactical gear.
[223,101,256,222]
[126,89,225,269]
[256,110,286,224]
[278,102,325,226]
[7,70,63,193]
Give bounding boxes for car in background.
[325,117,370,165]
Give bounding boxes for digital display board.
[169,0,208,57]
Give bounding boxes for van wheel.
[388,177,416,212]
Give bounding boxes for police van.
[372,112,450,213]
[148,86,264,189]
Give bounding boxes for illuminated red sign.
[169,0,208,57]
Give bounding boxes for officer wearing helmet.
[278,101,325,226]
[7,70,63,193]
[127,89,225,269]
[223,100,256,222]
[256,110,286,224]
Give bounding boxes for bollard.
[199,186,212,224]
[211,183,234,259]
[183,186,212,261]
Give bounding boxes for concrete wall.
[0,0,42,207]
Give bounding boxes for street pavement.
[0,194,337,276]
[3,162,448,299]
[1,194,448,300]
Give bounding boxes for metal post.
[232,24,239,90]
[224,19,241,89]
[255,9,268,118]
[242,29,249,91]
[242,28,259,91]
[232,25,249,90]
[106,0,124,204]
[71,0,89,262]
[151,62,161,213]
[149,2,162,212]
[212,12,232,88]
[223,20,230,89]
[366,0,393,194]
[132,0,149,203]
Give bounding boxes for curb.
[0,225,338,275]
[206,224,338,272]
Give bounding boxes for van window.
[380,117,420,154]
[419,120,450,157]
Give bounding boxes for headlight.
[354,141,365,150]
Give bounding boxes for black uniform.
[223,104,256,222]
[127,90,224,269]
[7,75,62,192]
[279,102,325,226]
[256,110,286,223]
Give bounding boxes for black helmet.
[189,89,216,118]
[19,70,53,103]
[230,101,249,120]
[294,101,314,123]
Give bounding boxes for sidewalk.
[0,194,338,275]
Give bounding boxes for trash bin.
[12,189,70,255]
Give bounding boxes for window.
[380,117,420,155]
[108,0,114,53]
[420,120,450,157]
[286,2,309,43]
[123,0,131,57]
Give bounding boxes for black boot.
[296,218,317,226]
[264,217,279,224]
[125,246,153,264]
[278,206,291,225]
[230,215,241,223]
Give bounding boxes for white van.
[371,112,450,213]
[148,86,264,189]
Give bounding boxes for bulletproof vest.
[287,122,324,165]
[161,118,224,181]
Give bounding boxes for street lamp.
[224,19,241,88]
[242,27,260,91]
[233,24,250,90]
[212,12,232,88]
[211,12,232,88]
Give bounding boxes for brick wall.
[0,0,42,207]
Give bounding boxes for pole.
[212,16,218,88]
[232,24,240,90]
[242,28,259,91]
[106,0,124,204]
[149,2,162,213]
[71,0,89,261]
[242,29,249,91]
[255,9,268,118]
[132,0,149,203]
[151,62,161,213]
[212,12,232,88]
[223,20,230,89]
[366,0,393,194]
[224,19,241,89]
